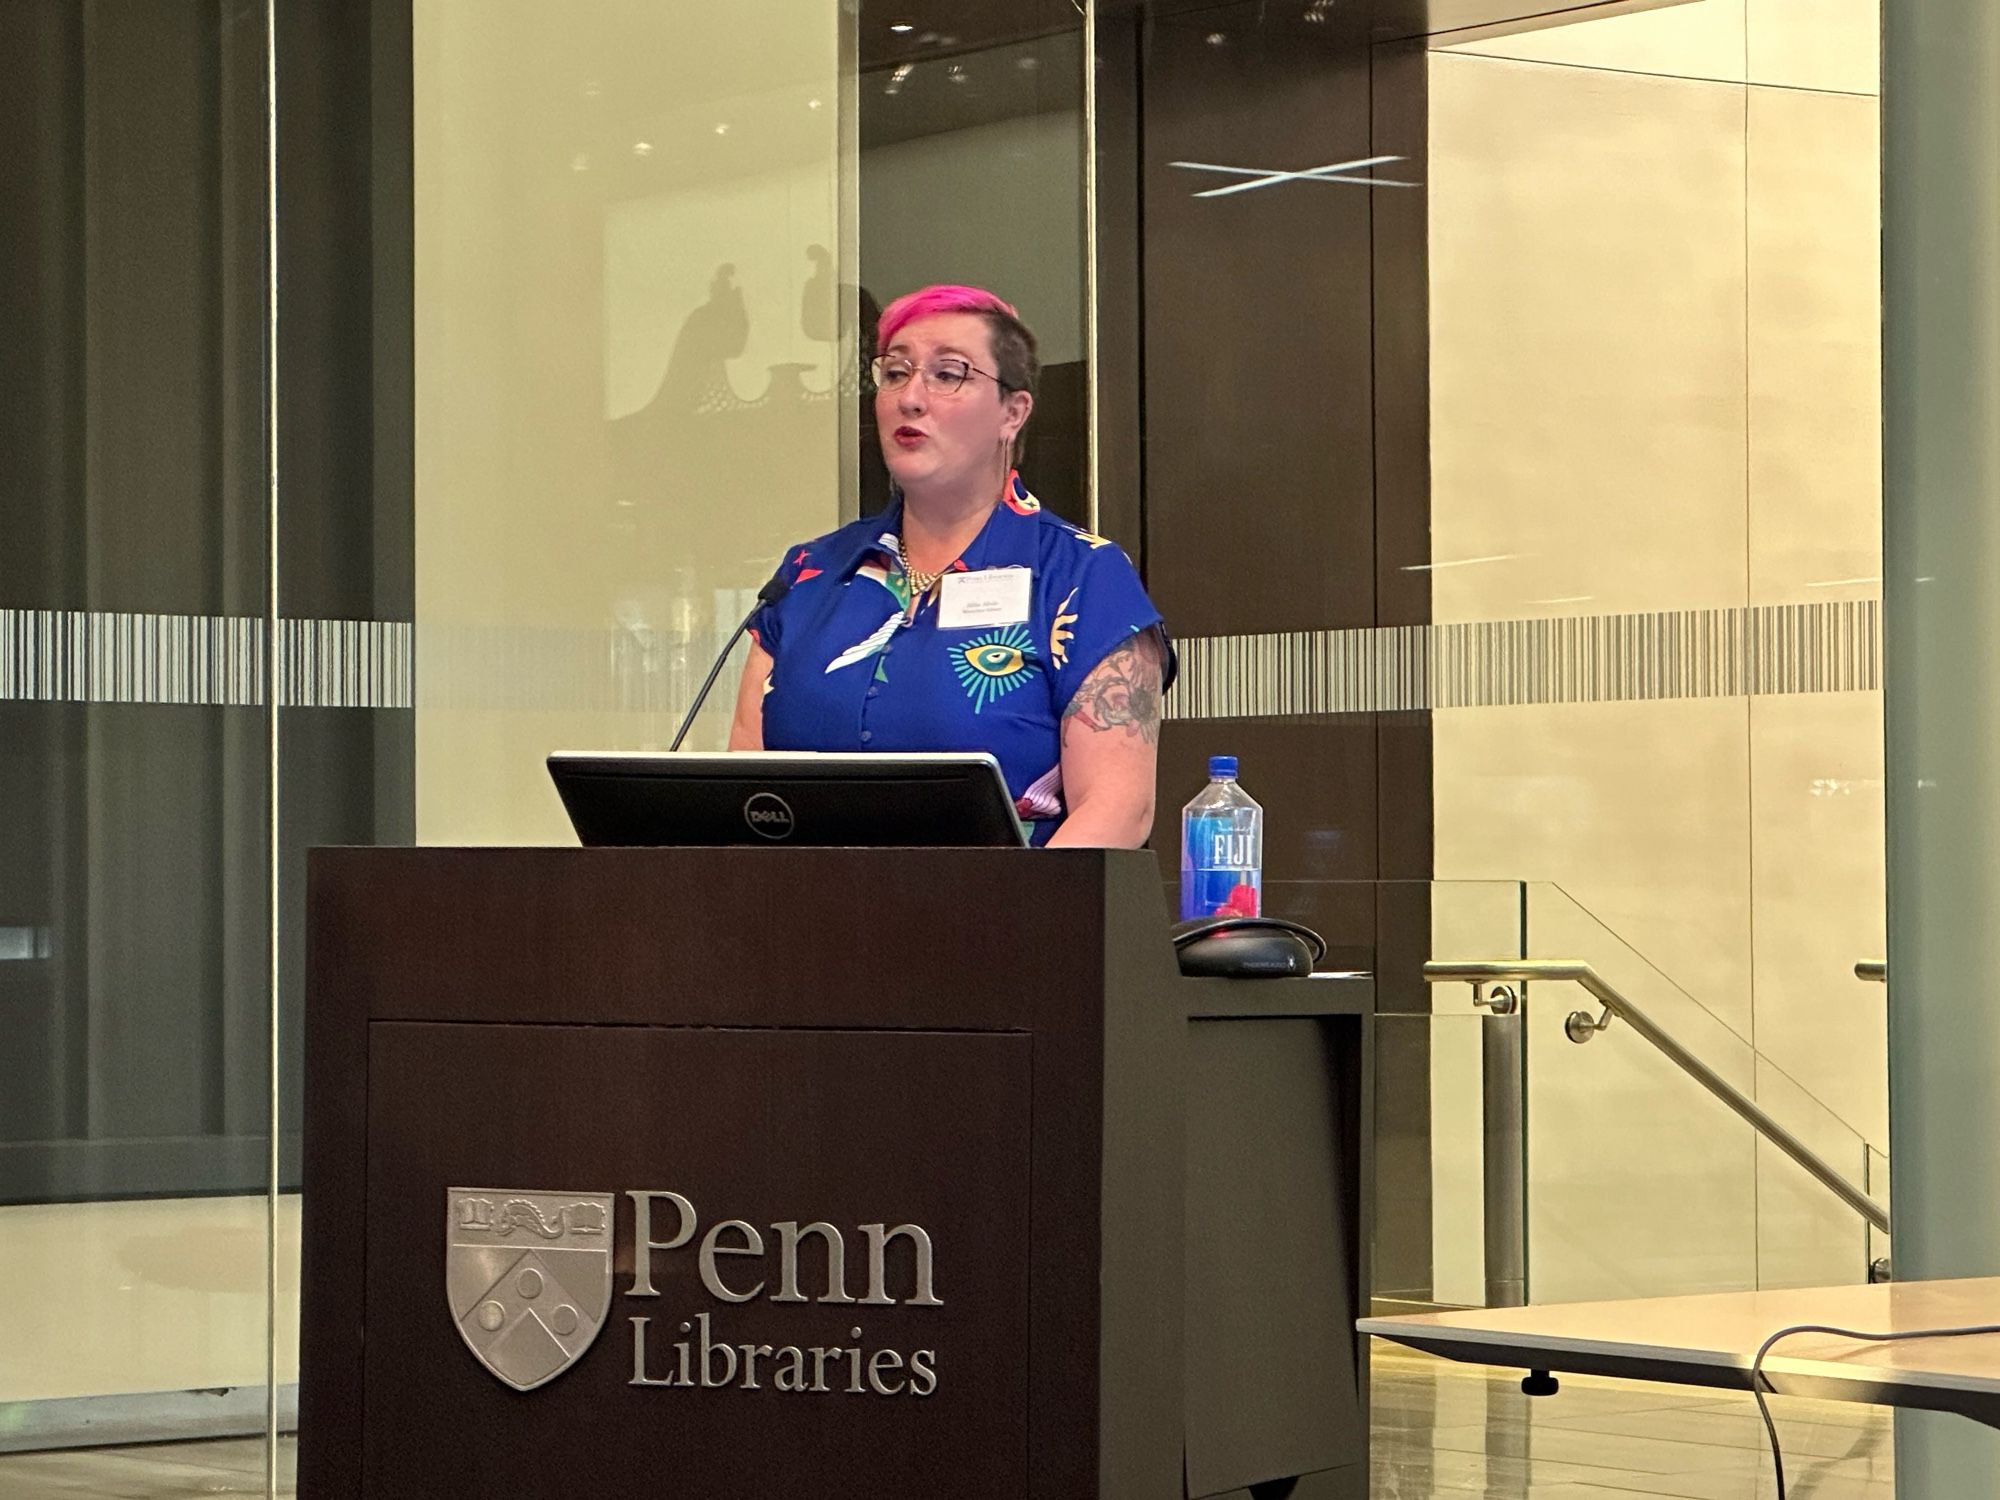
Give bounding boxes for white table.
[1358,1277,2000,1426]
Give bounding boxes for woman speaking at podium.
[728,284,1173,848]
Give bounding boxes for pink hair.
[876,284,1020,352]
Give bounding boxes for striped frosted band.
[5,599,1879,716]
[0,610,266,706]
[282,618,415,708]
[1168,600,1881,719]
[0,609,724,712]
[0,610,411,709]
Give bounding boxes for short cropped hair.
[876,284,1040,396]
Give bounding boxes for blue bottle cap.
[1208,755,1238,779]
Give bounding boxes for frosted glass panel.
[412,0,856,844]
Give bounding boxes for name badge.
[938,567,1033,628]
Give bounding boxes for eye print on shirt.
[952,624,1039,713]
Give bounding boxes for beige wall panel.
[1442,0,1746,85]
[0,1197,300,1401]
[1526,872,1766,1302]
[412,1,847,843]
[1449,0,1880,97]
[1747,0,1880,95]
[1747,87,1882,601]
[1524,874,1767,1304]
[1524,996,1759,1300]
[1435,697,1755,1038]
[1747,692,1886,1143]
[1753,1060,1876,1290]
[1430,880,1530,999]
[1427,54,1748,623]
[1436,695,1769,1298]
[1429,6,1884,1303]
[409,707,680,847]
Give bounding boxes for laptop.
[546,751,1029,848]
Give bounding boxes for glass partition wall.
[3,0,1888,1491]
[410,1,859,842]
[1095,0,1884,1313]
[412,0,1087,845]
[1,1,1087,1492]
[1,1,284,1489]
[1418,0,1886,1304]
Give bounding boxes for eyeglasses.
[869,354,1008,396]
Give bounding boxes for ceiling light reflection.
[1398,553,1521,573]
[1170,156,1418,196]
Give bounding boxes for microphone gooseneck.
[667,571,792,752]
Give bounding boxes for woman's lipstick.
[892,426,927,449]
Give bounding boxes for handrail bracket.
[1564,1005,1613,1044]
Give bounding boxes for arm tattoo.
[1063,637,1163,745]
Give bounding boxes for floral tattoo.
[1063,636,1163,745]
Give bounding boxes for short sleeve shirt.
[751,473,1174,844]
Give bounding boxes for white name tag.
[938,567,1033,628]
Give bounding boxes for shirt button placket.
[858,620,900,747]
[858,631,893,743]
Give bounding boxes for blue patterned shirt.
[751,474,1173,844]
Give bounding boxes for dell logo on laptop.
[743,792,795,840]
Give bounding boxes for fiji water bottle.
[1180,756,1263,920]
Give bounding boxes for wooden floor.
[0,1345,1892,1498]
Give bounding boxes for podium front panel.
[302,848,1212,1499]
[362,1021,1032,1496]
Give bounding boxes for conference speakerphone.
[547,750,1029,849]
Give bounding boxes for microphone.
[668,570,793,751]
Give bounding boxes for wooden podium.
[300,847,1368,1498]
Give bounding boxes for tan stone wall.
[1427,0,1884,1302]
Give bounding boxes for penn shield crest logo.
[446,1189,614,1391]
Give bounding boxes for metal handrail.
[1425,959,1890,1235]
[1856,960,1887,982]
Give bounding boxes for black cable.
[667,570,791,752]
[1748,1319,2000,1497]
